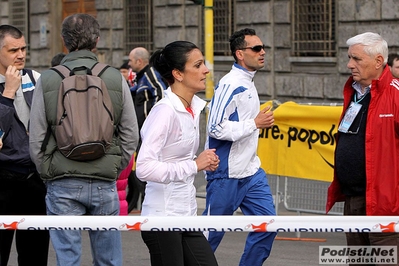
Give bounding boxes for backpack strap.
[19,69,37,109]
[51,65,71,79]
[90,62,118,136]
[41,65,71,152]
[51,63,109,79]
[91,62,110,77]
[23,69,36,86]
[40,126,52,152]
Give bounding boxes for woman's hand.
[195,148,220,172]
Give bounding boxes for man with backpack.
[0,24,50,266]
[29,14,139,266]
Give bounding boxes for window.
[292,0,336,57]
[9,0,29,60]
[9,0,28,40]
[9,0,28,35]
[125,0,153,54]
[62,0,97,18]
[213,0,235,56]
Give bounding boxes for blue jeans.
[45,177,122,266]
[203,168,277,266]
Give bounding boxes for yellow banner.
[258,101,342,182]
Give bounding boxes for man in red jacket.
[326,32,399,262]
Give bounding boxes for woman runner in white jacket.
[136,40,219,266]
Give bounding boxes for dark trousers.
[141,231,218,266]
[126,170,145,212]
[0,171,49,266]
[344,196,399,266]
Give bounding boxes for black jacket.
[0,69,37,174]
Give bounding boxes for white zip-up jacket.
[136,88,206,216]
[205,63,261,180]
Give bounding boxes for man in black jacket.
[127,47,167,212]
[0,24,49,266]
[128,47,167,130]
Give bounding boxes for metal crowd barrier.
[282,176,343,216]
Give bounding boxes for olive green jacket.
[29,50,139,181]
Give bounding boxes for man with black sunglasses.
[203,28,276,266]
[240,44,267,53]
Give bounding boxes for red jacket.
[326,66,399,215]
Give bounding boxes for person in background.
[202,28,277,266]
[128,47,167,129]
[116,155,134,215]
[387,52,399,78]
[0,24,50,266]
[136,40,219,266]
[29,14,139,266]
[119,61,130,82]
[126,47,168,213]
[51,52,66,67]
[119,61,135,87]
[326,32,399,265]
[117,60,137,215]
[117,62,136,216]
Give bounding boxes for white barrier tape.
[0,216,398,232]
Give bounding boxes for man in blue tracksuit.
[203,28,276,266]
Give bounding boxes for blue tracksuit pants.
[202,168,277,266]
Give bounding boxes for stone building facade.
[1,0,399,103]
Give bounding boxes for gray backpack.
[48,62,115,161]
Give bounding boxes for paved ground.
[7,198,346,266]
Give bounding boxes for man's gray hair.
[0,25,23,49]
[61,13,100,52]
[347,32,388,65]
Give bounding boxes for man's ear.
[61,36,70,52]
[375,54,384,69]
[235,49,244,61]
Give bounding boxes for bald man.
[127,47,167,213]
[128,47,167,130]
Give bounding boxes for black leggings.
[141,231,218,266]
[0,172,49,266]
